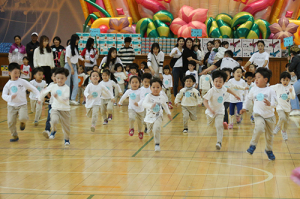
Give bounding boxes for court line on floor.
[132,112,180,157]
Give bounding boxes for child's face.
[141,63,145,69]
[153,47,159,55]
[111,50,117,58]
[78,67,84,74]
[93,66,99,72]
[233,69,242,80]
[224,44,229,49]
[51,73,56,83]
[144,69,151,74]
[249,65,256,73]
[35,71,44,81]
[23,59,29,65]
[246,77,253,85]
[117,66,122,72]
[102,73,109,81]
[255,73,268,88]
[9,69,20,81]
[214,41,220,48]
[130,78,140,90]
[150,82,162,96]
[142,78,150,88]
[126,66,130,71]
[164,69,169,75]
[194,46,199,51]
[184,79,194,87]
[125,42,130,47]
[130,69,137,74]
[188,64,195,71]
[91,72,100,84]
[281,77,291,86]
[213,77,224,89]
[237,60,243,65]
[257,43,265,51]
[55,73,67,86]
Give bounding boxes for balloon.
[285,11,293,18]
[131,24,136,33]
[270,17,299,41]
[242,0,275,16]
[127,0,142,23]
[107,18,134,33]
[116,8,124,15]
[79,0,90,25]
[269,0,285,24]
[269,33,274,39]
[136,0,166,14]
[138,4,153,18]
[206,13,233,38]
[100,25,108,33]
[91,17,133,29]
[103,0,115,17]
[234,0,249,4]
[86,0,106,18]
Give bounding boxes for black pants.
[42,66,52,84]
[224,102,230,123]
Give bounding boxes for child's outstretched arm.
[203,99,215,115]
[227,88,241,101]
[174,89,183,106]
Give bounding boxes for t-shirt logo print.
[185,91,191,98]
[217,96,223,103]
[205,77,210,81]
[117,77,121,82]
[129,93,136,100]
[11,86,18,93]
[280,93,288,101]
[164,80,169,85]
[56,90,62,97]
[92,92,98,98]
[153,104,160,112]
[256,93,267,101]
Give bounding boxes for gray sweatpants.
[30,99,43,122]
[276,110,290,132]
[146,117,163,145]
[115,83,124,102]
[101,99,113,120]
[7,105,29,137]
[163,88,172,103]
[129,109,144,132]
[86,105,101,126]
[182,106,197,128]
[206,114,224,143]
[250,114,276,151]
[51,109,70,140]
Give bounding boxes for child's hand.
[151,103,156,109]
[209,109,216,115]
[118,103,121,107]
[264,98,271,106]
[53,93,58,98]
[11,94,17,100]
[168,114,172,121]
[134,102,139,107]
[119,92,122,96]
[240,109,246,115]
[111,98,116,103]
[235,95,241,101]
[37,101,42,105]
[87,95,93,100]
[245,87,249,90]
[289,87,293,93]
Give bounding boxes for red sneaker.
[168,102,173,109]
[129,128,134,136]
[223,122,228,130]
[138,132,144,139]
[108,114,112,121]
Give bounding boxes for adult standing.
[8,35,27,65]
[182,38,200,73]
[81,37,98,73]
[118,37,135,66]
[244,40,269,69]
[26,32,39,68]
[203,41,214,69]
[99,47,123,73]
[33,35,55,84]
[170,37,185,96]
[147,43,165,79]
[207,39,221,66]
[65,34,86,105]
[288,46,300,116]
[51,36,65,68]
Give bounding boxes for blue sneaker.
[247,145,256,155]
[49,131,56,139]
[10,136,19,142]
[250,115,255,123]
[65,140,70,145]
[265,150,275,161]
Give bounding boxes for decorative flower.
[170,5,207,38]
[269,16,299,41]
[107,18,133,33]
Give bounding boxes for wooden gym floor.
[0,96,300,199]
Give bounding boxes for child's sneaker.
[168,102,173,109]
[183,128,188,134]
[155,144,161,152]
[273,126,280,135]
[113,103,117,106]
[49,131,56,139]
[236,115,242,124]
[91,125,95,132]
[103,119,108,125]
[228,123,233,129]
[265,150,275,161]
[246,145,256,155]
[129,128,134,136]
[20,122,26,131]
[65,140,70,145]
[281,130,288,141]
[82,101,86,105]
[10,136,19,142]
[138,132,144,139]
[216,142,222,150]
[42,130,50,139]
[108,114,112,121]
[34,121,39,126]
[144,127,148,134]
[223,122,228,129]
[250,115,255,123]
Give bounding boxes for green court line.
[132,112,180,157]
[87,195,94,199]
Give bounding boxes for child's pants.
[146,117,163,145]
[50,109,70,140]
[250,114,276,151]
[45,104,51,131]
[229,102,243,116]
[128,109,144,132]
[163,88,172,103]
[86,105,101,126]
[7,105,29,137]
[101,99,113,120]
[77,87,85,102]
[201,89,209,98]
[115,83,124,102]
[276,110,290,132]
[182,106,197,128]
[30,99,42,122]
[224,102,230,123]
[206,114,224,143]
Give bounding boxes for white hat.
[31,32,38,36]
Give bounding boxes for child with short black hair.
[20,56,32,80]
[245,72,255,123]
[143,66,151,74]
[249,63,257,74]
[241,67,277,160]
[77,65,89,104]
[114,63,128,104]
[2,63,40,142]
[39,68,71,145]
[162,65,173,108]
[118,37,135,66]
[185,60,198,88]
[142,78,172,151]
[271,72,295,140]
[203,70,240,150]
[175,75,202,134]
[30,67,47,126]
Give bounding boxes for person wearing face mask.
[26,32,40,68]
[244,40,269,69]
[99,47,123,73]
[51,36,65,68]
[8,35,27,65]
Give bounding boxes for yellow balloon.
[91,17,133,28]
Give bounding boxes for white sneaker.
[65,141,70,145]
[290,110,300,116]
[273,126,280,135]
[216,142,222,150]
[183,129,188,134]
[281,131,288,141]
[42,130,50,139]
[155,145,161,151]
[70,100,79,105]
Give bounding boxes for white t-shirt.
[185,70,199,86]
[2,78,40,107]
[174,87,202,106]
[163,74,173,89]
[48,82,55,105]
[20,65,31,79]
[99,56,123,73]
[270,84,296,112]
[249,51,269,68]
[243,86,277,118]
[169,47,183,68]
[81,48,98,67]
[114,72,127,84]
[29,80,47,100]
[228,78,247,103]
[223,81,247,102]
[65,45,84,64]
[119,89,144,113]
[204,86,228,117]
[199,74,213,90]
[147,51,164,77]
[33,47,55,68]
[214,57,240,70]
[99,80,121,99]
[39,84,70,111]
[84,83,113,108]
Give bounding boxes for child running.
[244,72,255,123]
[114,63,127,105]
[185,61,198,88]
[162,65,173,109]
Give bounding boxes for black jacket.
[289,55,300,80]
[26,41,40,67]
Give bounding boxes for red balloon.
[99,25,108,33]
